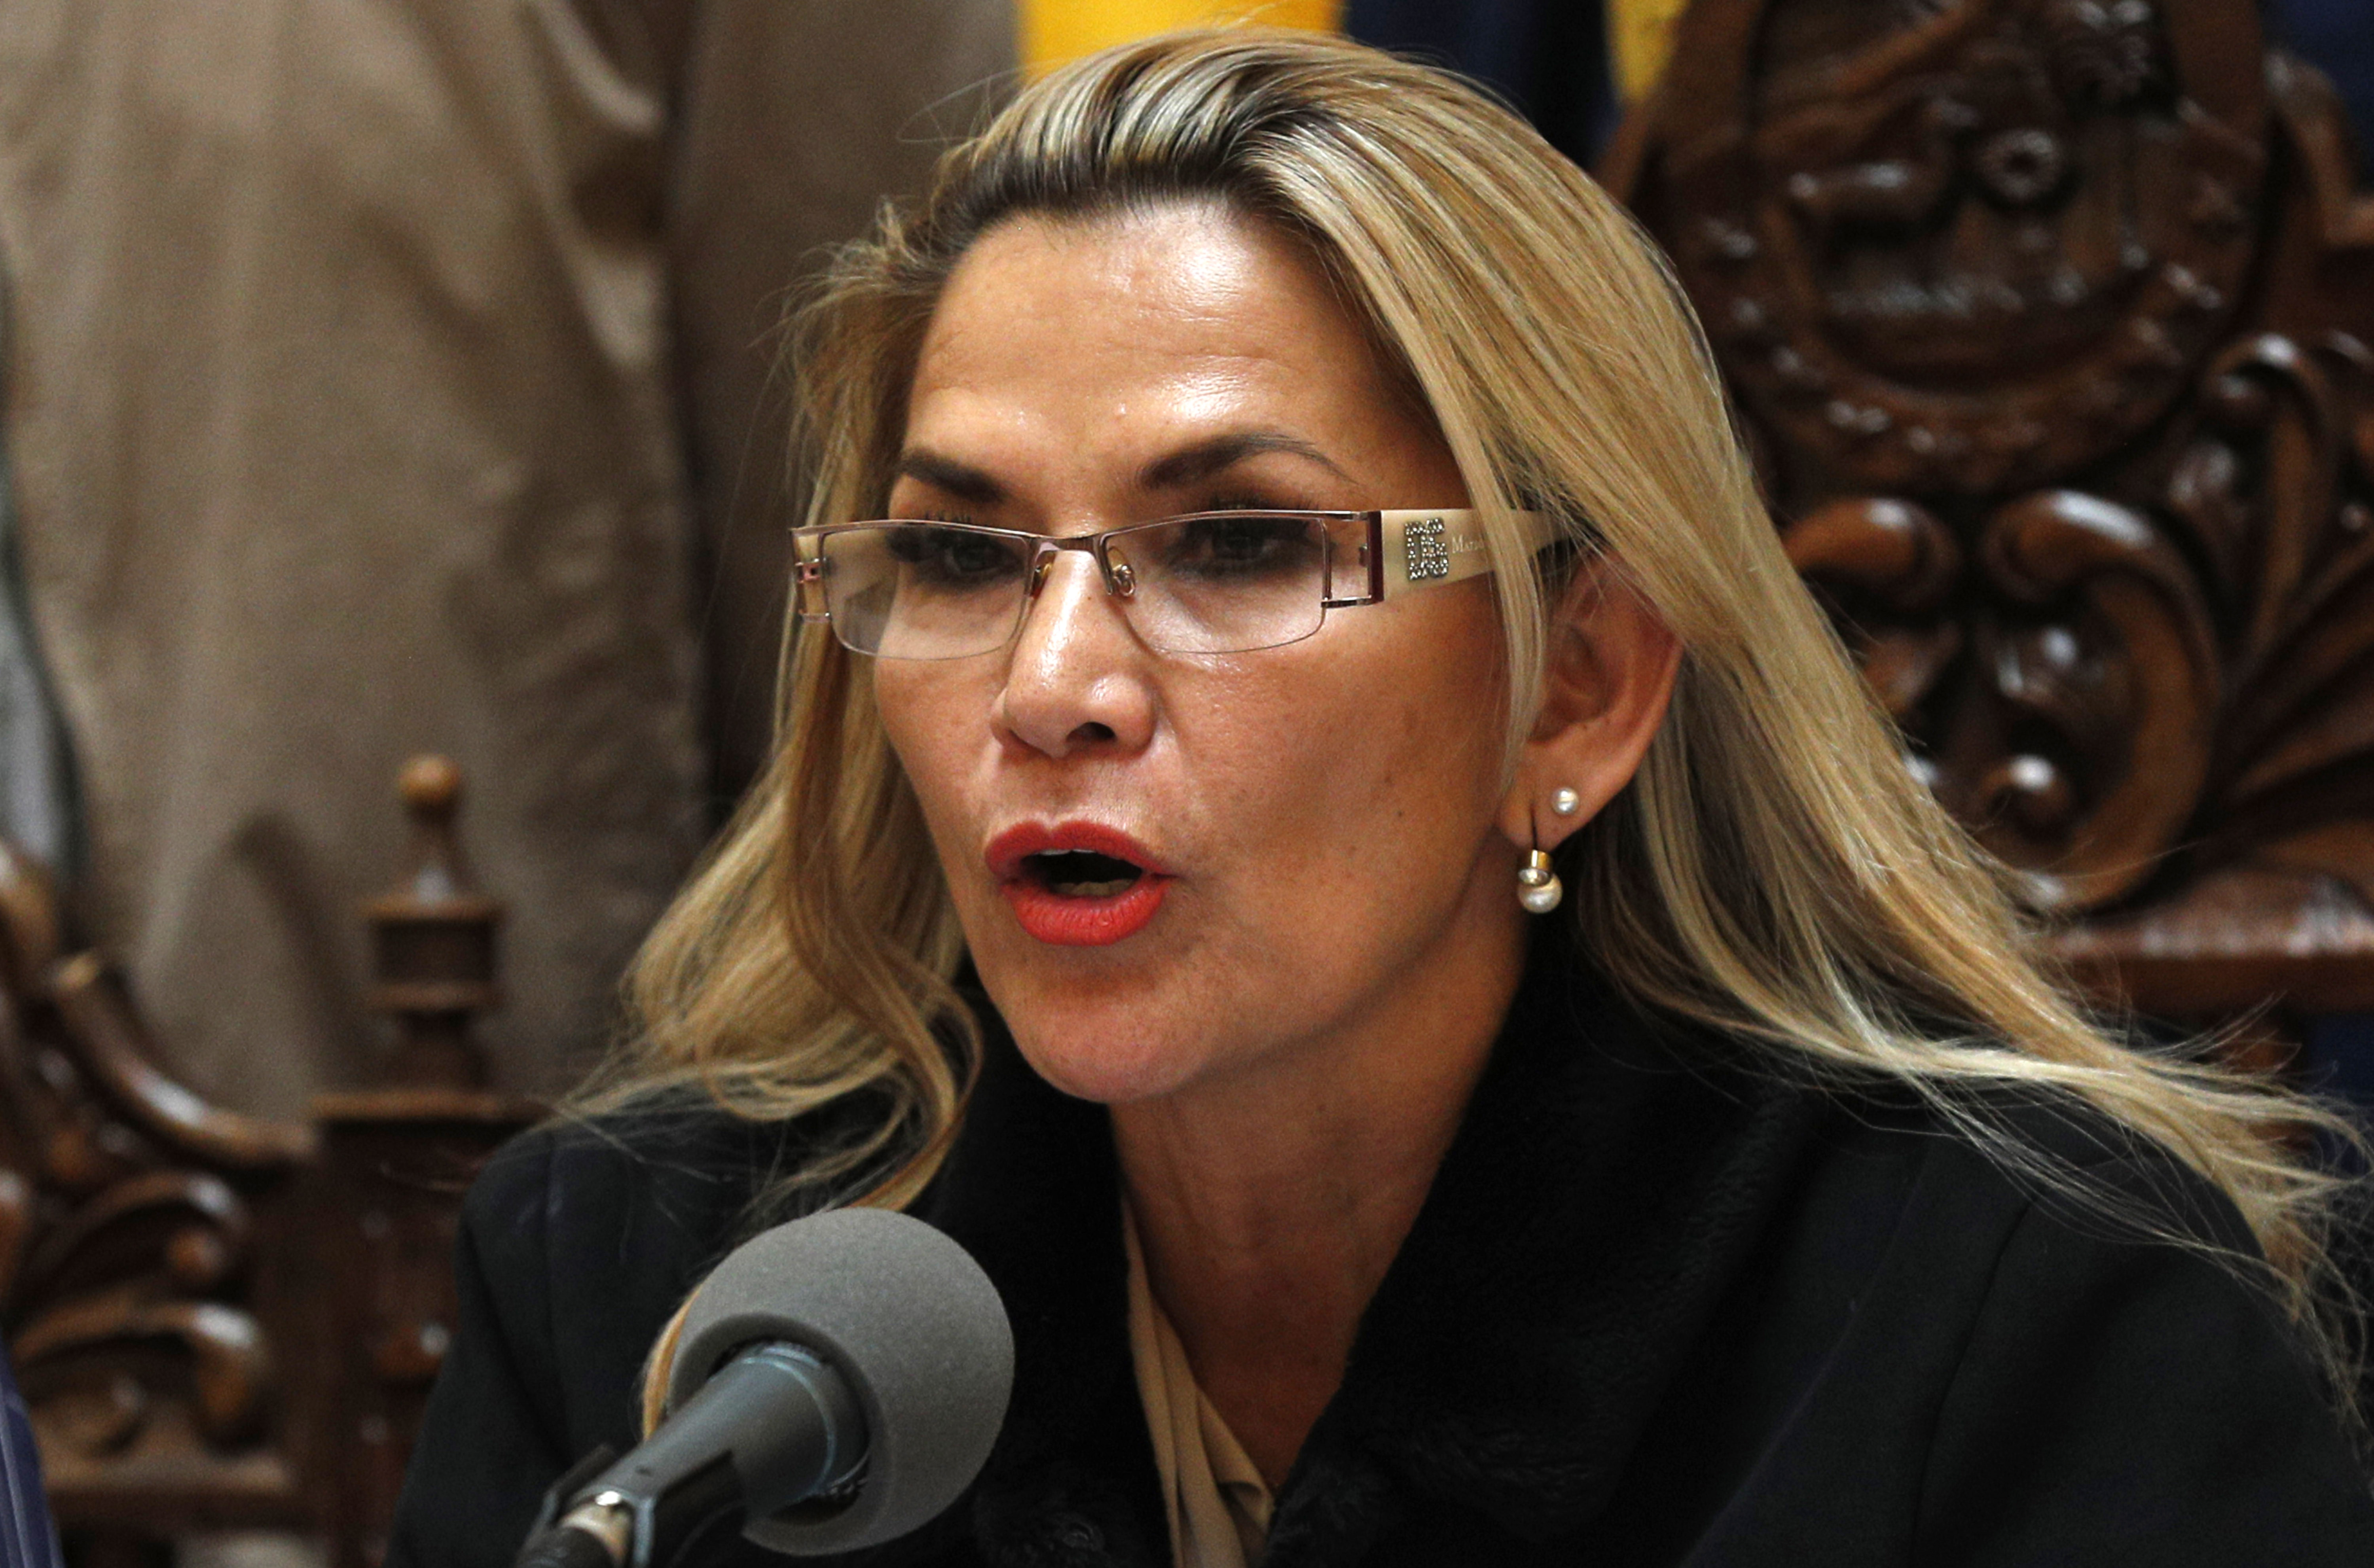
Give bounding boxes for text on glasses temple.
[1372,509,1557,595]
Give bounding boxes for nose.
[991,549,1157,759]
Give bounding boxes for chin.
[959,905,1197,1102]
[995,989,1213,1105]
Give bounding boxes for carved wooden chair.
[1607,0,2374,1051]
[0,760,531,1568]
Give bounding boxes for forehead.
[904,205,1396,454]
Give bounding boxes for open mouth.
[987,824,1170,947]
[1023,848,1145,899]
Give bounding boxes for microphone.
[513,1208,1015,1567]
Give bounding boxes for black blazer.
[388,953,2374,1566]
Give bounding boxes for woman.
[391,29,2374,1568]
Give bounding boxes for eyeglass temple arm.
[1327,510,1558,606]
[793,542,829,622]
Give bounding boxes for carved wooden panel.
[311,1093,533,1568]
[1611,0,2374,1019]
[0,843,320,1532]
[0,759,534,1564]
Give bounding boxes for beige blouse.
[1123,1210,1277,1568]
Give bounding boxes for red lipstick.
[985,822,1172,947]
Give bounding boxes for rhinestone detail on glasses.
[1404,517,1451,580]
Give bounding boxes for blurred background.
[3,3,2374,1560]
[0,0,2366,1114]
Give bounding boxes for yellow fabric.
[1607,0,1689,102]
[1020,0,1342,76]
[1124,1209,1276,1568]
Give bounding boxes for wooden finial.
[398,753,460,815]
[393,755,469,903]
[365,756,503,1087]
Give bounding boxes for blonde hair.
[584,28,2368,1433]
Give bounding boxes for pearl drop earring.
[1518,804,1564,914]
[1552,787,1581,817]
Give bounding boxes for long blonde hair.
[586,28,2368,1430]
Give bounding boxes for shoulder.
[456,1095,870,1452]
[1790,1074,2261,1261]
[1792,1083,2374,1559]
[465,1097,806,1264]
[1773,1078,2292,1394]
[1635,1072,2374,1564]
[462,1090,885,1309]
[391,1096,848,1568]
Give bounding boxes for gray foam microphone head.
[667,1207,1014,1555]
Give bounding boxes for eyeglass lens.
[815,515,1335,659]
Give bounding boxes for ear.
[1499,561,1681,852]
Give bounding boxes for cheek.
[1188,595,1509,926]
[871,660,993,847]
[871,663,937,789]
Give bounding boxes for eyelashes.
[901,498,1305,527]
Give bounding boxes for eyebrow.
[1137,431,1349,490]
[892,450,1007,505]
[891,429,1349,509]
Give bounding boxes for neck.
[1110,897,1527,1487]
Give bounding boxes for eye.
[1159,513,1322,578]
[886,524,1024,588]
[1198,493,1275,514]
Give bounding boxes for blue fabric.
[0,1352,61,1568]
[0,277,81,879]
[1341,0,1619,166]
[2304,1013,2374,1123]
[2270,0,2374,170]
